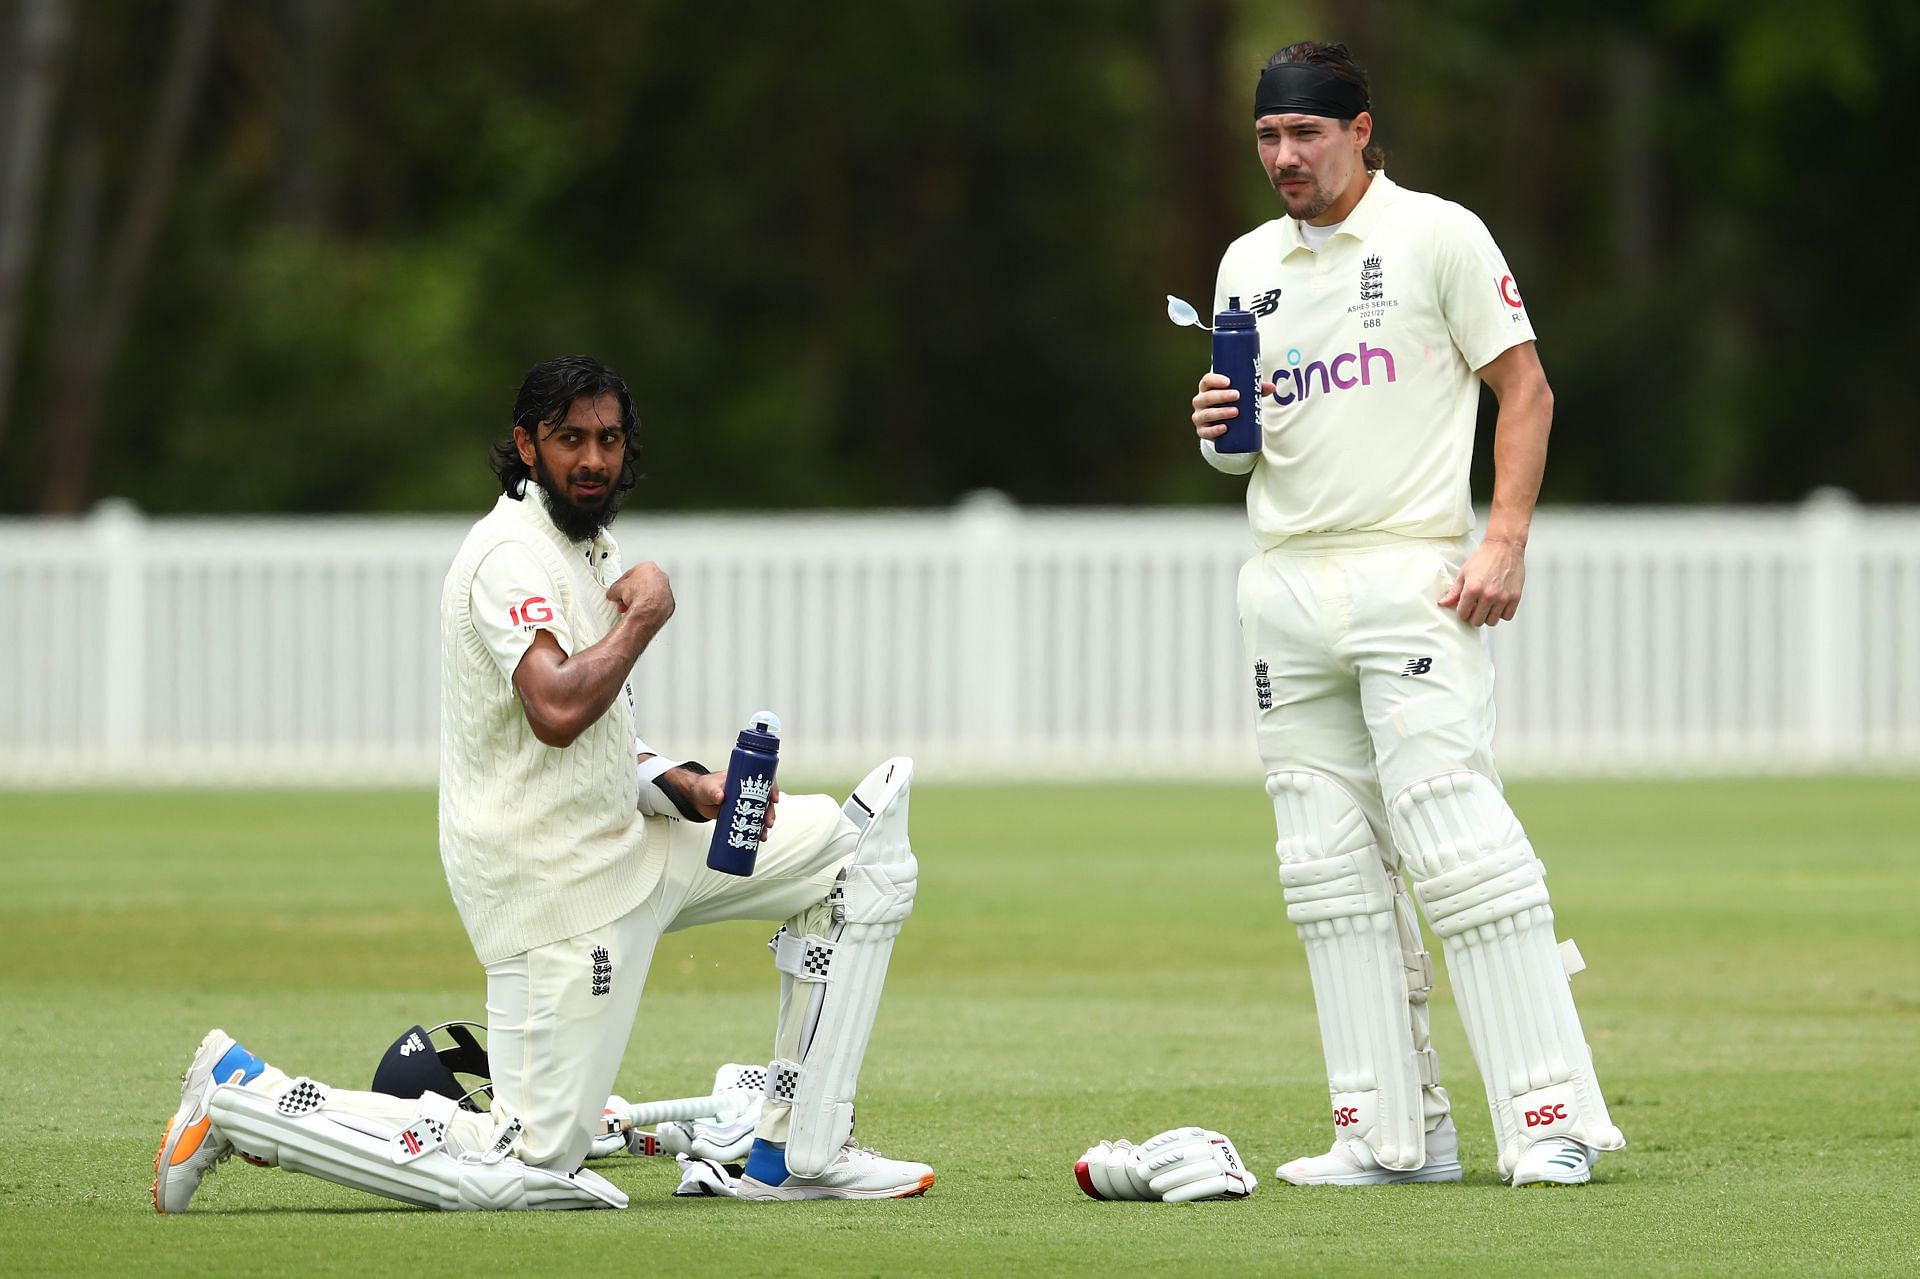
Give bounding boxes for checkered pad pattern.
[766,1061,801,1103]
[276,1078,328,1118]
[766,926,788,954]
[734,1066,768,1093]
[802,940,834,979]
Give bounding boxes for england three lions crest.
[1349,255,1396,319]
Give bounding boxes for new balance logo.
[398,1031,426,1057]
[1401,657,1433,677]
[591,946,612,997]
[1248,287,1284,318]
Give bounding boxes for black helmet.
[371,1021,492,1111]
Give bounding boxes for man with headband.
[1188,41,1626,1188]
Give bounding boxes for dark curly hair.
[1266,41,1385,172]
[490,355,641,498]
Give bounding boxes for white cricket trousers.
[1237,531,1500,829]
[483,793,857,1170]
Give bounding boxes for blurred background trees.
[1,0,1914,516]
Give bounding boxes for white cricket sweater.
[437,487,664,964]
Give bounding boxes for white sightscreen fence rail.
[1,494,1916,785]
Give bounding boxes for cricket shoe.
[152,1029,268,1213]
[1511,1136,1598,1187]
[735,1138,935,1200]
[1275,1115,1463,1187]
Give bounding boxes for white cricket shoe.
[1276,1115,1464,1186]
[152,1029,270,1213]
[1511,1136,1597,1187]
[736,1137,935,1200]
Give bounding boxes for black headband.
[1253,62,1369,121]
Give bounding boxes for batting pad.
[770,757,919,1179]
[208,1079,627,1211]
[1270,770,1434,1172]
[1390,771,1626,1177]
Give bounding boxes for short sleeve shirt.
[1213,174,1534,543]
[468,542,576,685]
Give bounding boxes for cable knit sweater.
[437,489,663,964]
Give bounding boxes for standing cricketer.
[154,355,932,1211]
[1190,42,1625,1187]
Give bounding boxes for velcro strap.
[1559,938,1587,978]
[390,1092,458,1164]
[772,931,835,982]
[1405,949,1434,996]
[276,1077,329,1118]
[480,1116,522,1165]
[1416,1049,1438,1088]
[765,1060,801,1104]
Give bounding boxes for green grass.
[1,778,1917,1277]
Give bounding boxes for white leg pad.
[774,757,918,1178]
[1390,771,1626,1178]
[1270,770,1434,1172]
[208,1079,628,1211]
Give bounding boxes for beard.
[1274,170,1336,222]
[531,448,622,543]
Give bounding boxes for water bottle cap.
[747,710,781,738]
[1214,297,1256,330]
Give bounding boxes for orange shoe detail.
[168,1117,212,1165]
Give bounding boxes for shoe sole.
[1277,1161,1462,1187]
[152,1030,235,1214]
[736,1172,935,1200]
[1513,1171,1591,1187]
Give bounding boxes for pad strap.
[390,1091,459,1165]
[769,927,835,982]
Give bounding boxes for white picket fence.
[2,491,1916,785]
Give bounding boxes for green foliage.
[4,0,1917,513]
[1,778,1918,1275]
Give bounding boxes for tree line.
[1,0,1914,516]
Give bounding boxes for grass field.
[1,778,1916,1277]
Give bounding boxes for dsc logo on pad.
[1524,1103,1568,1128]
[1333,1106,1360,1128]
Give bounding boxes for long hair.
[1267,41,1385,172]
[490,355,642,497]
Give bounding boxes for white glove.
[655,1063,765,1163]
[672,1153,740,1197]
[1075,1139,1156,1200]
[1136,1127,1257,1202]
[1076,1127,1257,1203]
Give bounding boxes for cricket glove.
[1076,1127,1257,1203]
[655,1067,765,1164]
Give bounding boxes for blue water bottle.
[1211,296,1263,454]
[706,711,781,877]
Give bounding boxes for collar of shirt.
[1278,170,1400,257]
[504,481,610,564]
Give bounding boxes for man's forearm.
[1483,385,1551,546]
[524,612,665,741]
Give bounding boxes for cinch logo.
[1333,1106,1360,1128]
[1270,343,1397,406]
[1524,1103,1568,1128]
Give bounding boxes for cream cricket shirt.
[1205,173,1534,544]
[439,484,664,965]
